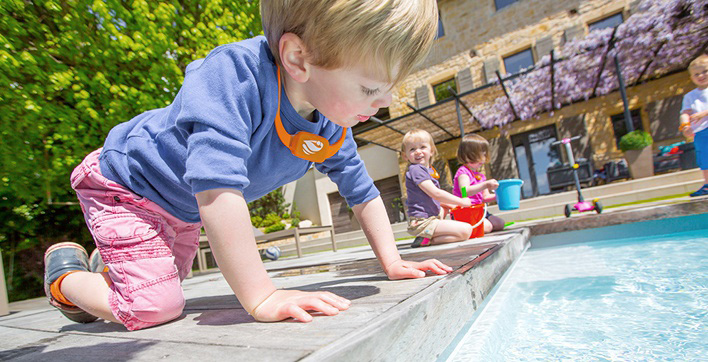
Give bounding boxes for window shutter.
[534,36,554,60]
[562,24,585,45]
[647,95,683,142]
[558,114,593,161]
[456,68,474,93]
[489,134,518,180]
[482,58,500,84]
[415,85,431,108]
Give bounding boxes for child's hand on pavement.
[384,259,453,280]
[486,179,499,190]
[251,289,351,323]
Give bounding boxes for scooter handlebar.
[551,135,582,146]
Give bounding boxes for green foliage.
[250,215,263,228]
[619,130,653,152]
[0,0,262,301]
[264,223,285,234]
[289,204,301,227]
[0,195,92,301]
[261,213,282,228]
[248,188,289,226]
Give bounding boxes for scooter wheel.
[564,204,572,218]
[594,200,603,214]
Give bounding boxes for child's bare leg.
[431,220,473,244]
[61,271,120,323]
[483,218,493,233]
[703,170,708,184]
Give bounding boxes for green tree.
[0,0,262,301]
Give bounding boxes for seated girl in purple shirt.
[402,129,473,248]
[453,134,505,232]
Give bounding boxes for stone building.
[287,0,699,233]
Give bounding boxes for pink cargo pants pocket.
[90,210,172,263]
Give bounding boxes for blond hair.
[457,134,490,165]
[401,129,437,159]
[688,54,708,72]
[260,0,438,85]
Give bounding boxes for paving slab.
[3,197,705,361]
[4,197,705,360]
[0,230,527,361]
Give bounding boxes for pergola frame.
[353,21,706,152]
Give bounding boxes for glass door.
[511,126,561,198]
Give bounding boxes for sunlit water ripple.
[447,230,707,361]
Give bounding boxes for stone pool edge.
[303,228,531,361]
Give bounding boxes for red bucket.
[451,204,486,238]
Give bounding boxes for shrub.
[261,213,282,228]
[619,130,653,152]
[250,215,263,227]
[248,188,289,221]
[264,223,286,233]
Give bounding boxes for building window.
[432,78,457,102]
[503,49,534,75]
[436,11,445,39]
[611,109,643,148]
[495,0,519,11]
[588,12,623,32]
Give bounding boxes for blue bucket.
[496,179,524,210]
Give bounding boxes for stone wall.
[392,0,694,206]
[392,0,633,117]
[433,71,693,170]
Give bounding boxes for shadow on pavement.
[0,340,157,361]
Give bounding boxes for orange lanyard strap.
[464,165,483,181]
[274,65,347,163]
[429,166,440,179]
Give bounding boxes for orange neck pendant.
[274,66,347,163]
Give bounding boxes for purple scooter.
[551,136,603,218]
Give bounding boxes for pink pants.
[71,149,202,330]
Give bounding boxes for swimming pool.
[441,216,707,361]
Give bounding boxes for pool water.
[444,229,707,361]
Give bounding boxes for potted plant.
[619,130,654,179]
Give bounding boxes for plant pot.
[624,146,654,179]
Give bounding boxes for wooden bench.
[195,225,336,273]
[547,160,594,191]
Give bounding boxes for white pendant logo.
[303,140,324,155]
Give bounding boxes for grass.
[508,192,692,224]
[603,192,690,209]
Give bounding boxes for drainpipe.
[614,55,634,133]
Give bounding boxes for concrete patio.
[1,196,705,361]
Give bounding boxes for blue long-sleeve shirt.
[100,36,379,223]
